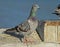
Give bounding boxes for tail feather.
[6,28,16,31]
[3,28,17,34]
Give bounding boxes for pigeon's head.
[28,4,39,19]
[32,4,40,12]
[33,4,39,9]
[53,4,60,16]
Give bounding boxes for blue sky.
[0,0,60,28]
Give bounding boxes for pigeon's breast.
[28,19,38,31]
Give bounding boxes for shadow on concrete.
[3,30,24,42]
[36,20,45,41]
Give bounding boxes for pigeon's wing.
[17,20,30,32]
[4,20,30,34]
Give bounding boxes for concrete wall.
[44,21,60,43]
[57,26,60,43]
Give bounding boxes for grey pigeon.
[4,4,40,42]
[53,4,60,16]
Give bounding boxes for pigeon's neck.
[28,7,38,21]
[30,8,36,17]
[28,4,39,21]
[28,6,38,19]
[29,17,37,22]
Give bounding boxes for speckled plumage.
[4,4,40,42]
[53,4,60,17]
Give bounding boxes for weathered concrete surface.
[0,28,60,47]
[0,42,60,47]
[44,21,60,43]
[0,28,41,47]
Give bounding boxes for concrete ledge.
[0,28,60,47]
[0,42,60,47]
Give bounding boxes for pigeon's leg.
[22,36,35,44]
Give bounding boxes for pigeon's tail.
[3,27,18,34]
[6,28,15,31]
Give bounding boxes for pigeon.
[53,4,60,16]
[4,4,40,42]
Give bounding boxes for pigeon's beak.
[37,6,40,9]
[36,5,40,9]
